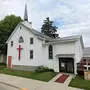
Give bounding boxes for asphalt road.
[0,83,19,90]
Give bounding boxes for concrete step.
[48,73,63,83]
[49,73,75,86]
[64,74,75,85]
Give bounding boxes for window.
[48,45,53,59]
[30,38,33,44]
[20,27,22,29]
[84,67,87,70]
[83,59,86,62]
[19,36,24,43]
[30,50,33,59]
[11,41,13,47]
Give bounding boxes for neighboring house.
[77,47,90,73]
[6,5,84,75]
[0,54,6,63]
[0,49,6,63]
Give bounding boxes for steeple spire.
[24,4,28,21]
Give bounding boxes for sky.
[0,0,90,47]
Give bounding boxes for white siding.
[42,42,76,72]
[75,40,83,63]
[54,42,75,54]
[42,41,83,74]
[74,39,83,74]
[7,25,43,67]
[7,23,83,74]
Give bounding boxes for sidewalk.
[0,74,83,90]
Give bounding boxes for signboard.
[84,71,90,80]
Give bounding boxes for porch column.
[74,58,77,75]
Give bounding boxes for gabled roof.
[6,21,51,43]
[6,21,84,49]
[21,21,51,39]
[46,35,84,49]
[51,35,82,42]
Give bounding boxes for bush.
[0,63,6,66]
[35,66,54,73]
[77,70,84,76]
[0,63,6,69]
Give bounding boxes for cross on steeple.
[24,4,28,21]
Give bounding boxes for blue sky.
[0,0,90,46]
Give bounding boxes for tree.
[41,17,59,38]
[0,15,22,54]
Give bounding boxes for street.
[0,83,19,90]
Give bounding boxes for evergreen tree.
[41,17,58,38]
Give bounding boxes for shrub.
[35,66,54,73]
[0,63,6,66]
[77,70,84,76]
[0,63,6,69]
[49,69,54,72]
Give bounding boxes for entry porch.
[56,54,76,74]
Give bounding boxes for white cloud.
[0,0,90,47]
[58,21,90,47]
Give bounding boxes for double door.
[59,58,74,73]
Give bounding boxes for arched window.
[19,36,24,43]
[48,45,53,59]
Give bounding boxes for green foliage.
[0,68,57,82]
[0,63,6,69]
[0,15,22,54]
[41,17,59,38]
[35,66,54,73]
[69,75,90,90]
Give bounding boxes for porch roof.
[56,54,75,58]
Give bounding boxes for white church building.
[6,5,84,75]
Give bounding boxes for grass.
[69,75,90,90]
[0,65,57,82]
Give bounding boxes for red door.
[8,56,12,68]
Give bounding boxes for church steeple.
[24,4,28,21]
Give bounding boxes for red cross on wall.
[17,45,23,60]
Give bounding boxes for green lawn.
[69,75,90,90]
[0,66,57,82]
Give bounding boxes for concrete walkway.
[0,74,83,90]
[49,73,75,85]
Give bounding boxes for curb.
[0,81,21,90]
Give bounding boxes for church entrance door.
[59,58,74,73]
[8,56,12,68]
